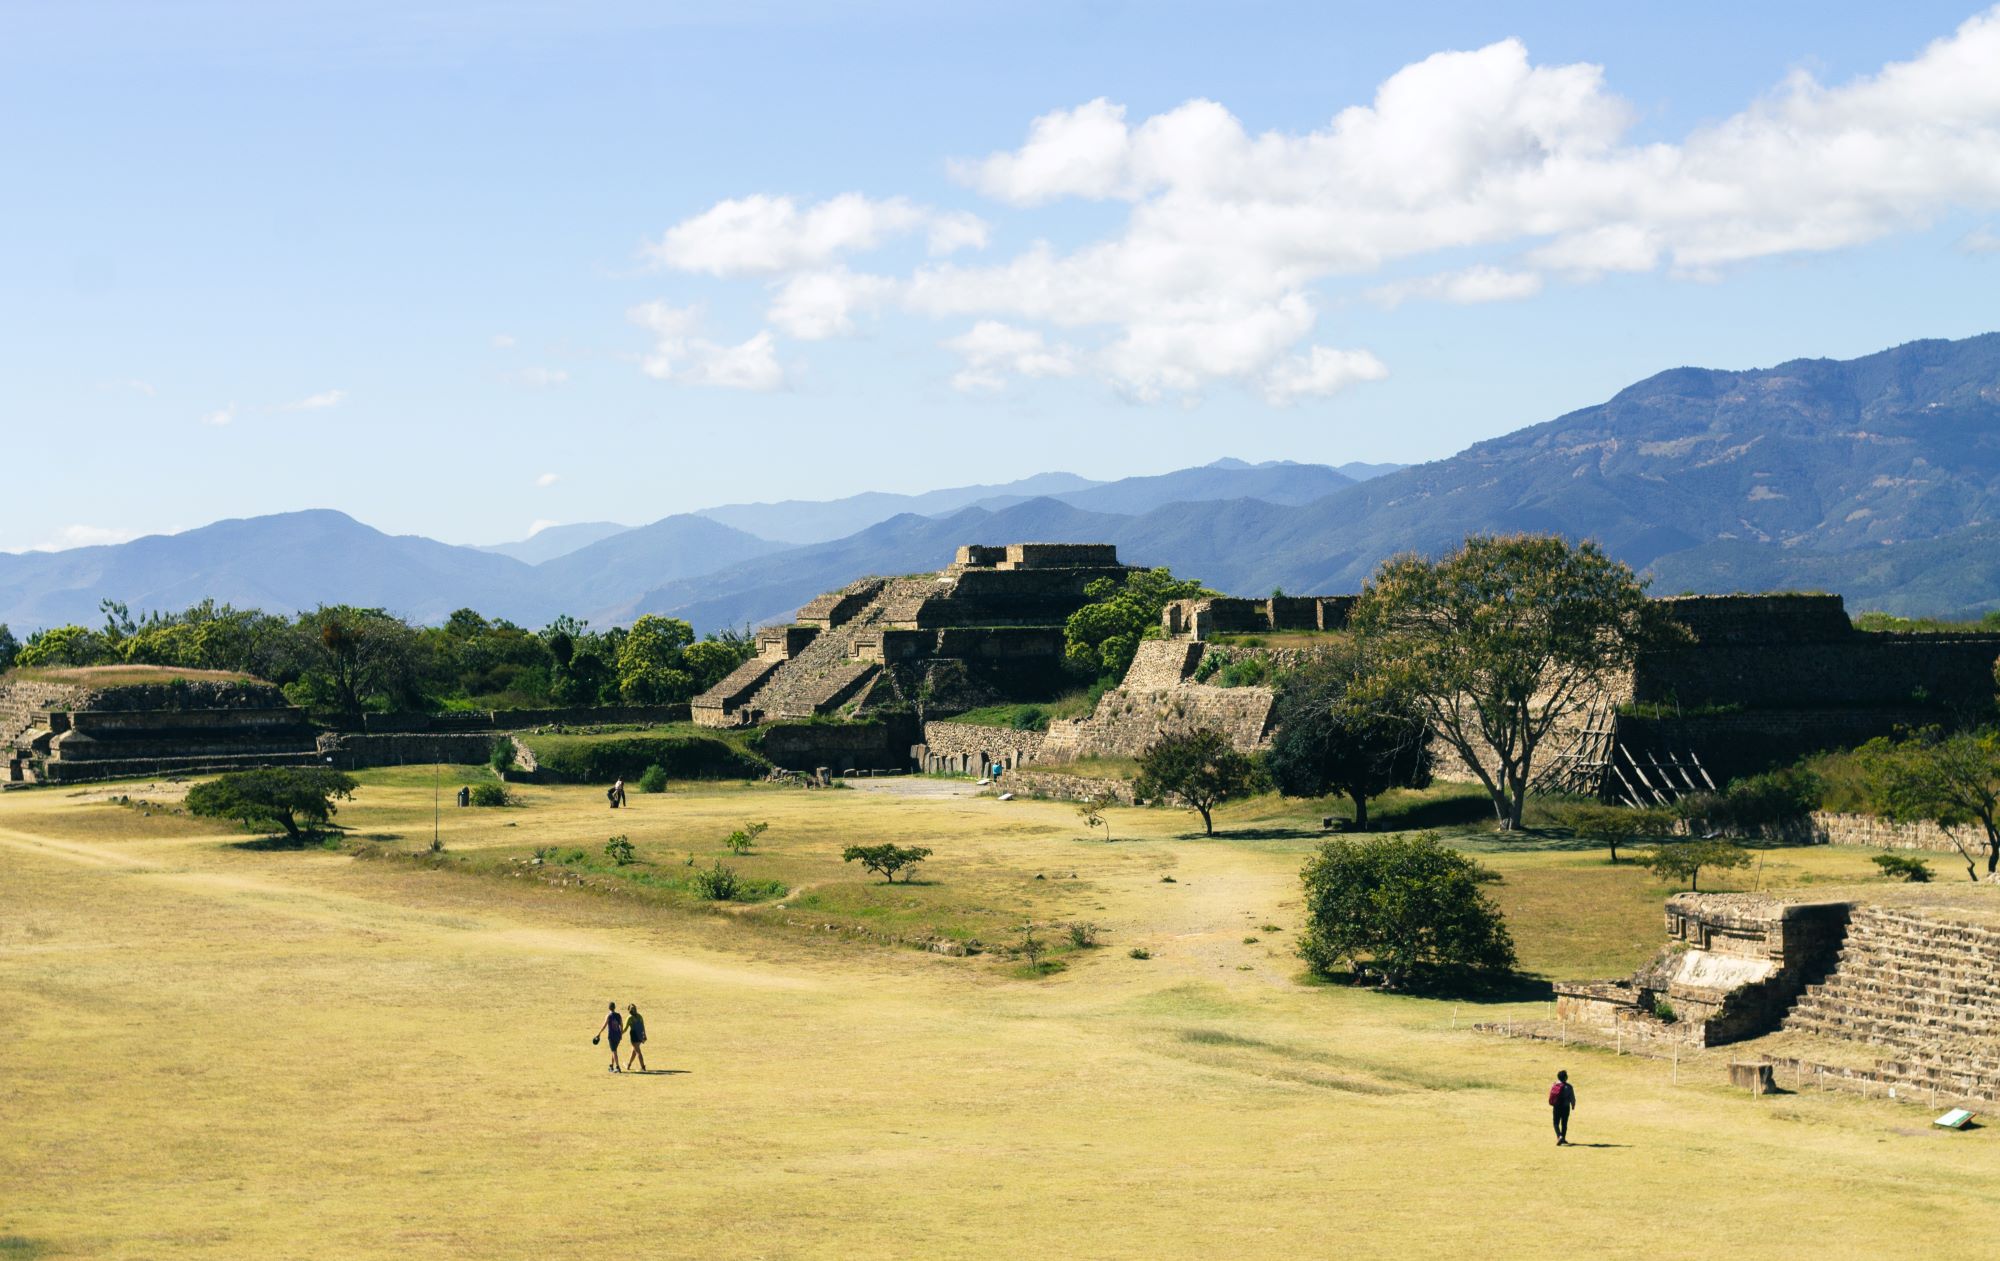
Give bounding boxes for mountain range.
[4,332,1998,634]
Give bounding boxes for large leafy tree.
[1264,643,1432,831]
[1858,728,2000,882]
[185,768,359,842]
[1135,728,1257,836]
[286,606,430,716]
[1298,833,1516,989]
[1064,568,1210,681]
[1353,534,1663,831]
[616,615,697,703]
[15,624,104,668]
[0,623,17,671]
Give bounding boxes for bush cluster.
[526,734,766,784]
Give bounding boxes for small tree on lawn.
[1264,644,1432,831]
[1550,801,1677,864]
[1644,839,1751,891]
[1077,796,1111,842]
[185,768,359,843]
[1857,728,2000,882]
[842,843,933,883]
[724,821,769,855]
[604,835,637,866]
[1135,728,1256,836]
[1297,833,1516,990]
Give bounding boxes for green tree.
[1643,839,1751,891]
[287,606,428,716]
[1264,645,1432,831]
[0,623,19,671]
[1856,728,2000,882]
[841,843,933,883]
[1063,567,1210,680]
[1134,728,1257,836]
[1353,533,1665,831]
[16,624,106,668]
[616,615,697,704]
[1077,795,1111,842]
[1549,801,1676,864]
[184,768,358,842]
[1297,834,1516,989]
[683,631,757,693]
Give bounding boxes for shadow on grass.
[228,829,346,852]
[625,1068,691,1076]
[0,1237,49,1260]
[1215,826,1322,841]
[1302,965,1556,1004]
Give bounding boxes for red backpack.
[1548,1081,1568,1106]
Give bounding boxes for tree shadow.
[229,830,341,852]
[1215,826,1321,841]
[625,1068,691,1076]
[1304,966,1555,1004]
[1561,1142,1631,1149]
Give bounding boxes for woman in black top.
[593,1001,624,1073]
[624,1004,648,1073]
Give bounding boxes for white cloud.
[640,9,2000,405]
[285,389,345,411]
[507,366,570,388]
[767,268,897,340]
[98,379,155,396]
[646,193,987,277]
[527,519,562,537]
[11,524,143,553]
[1962,225,2000,253]
[944,321,1078,391]
[492,332,517,349]
[1368,266,1545,308]
[200,404,236,427]
[628,302,785,391]
[535,472,560,488]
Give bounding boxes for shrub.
[604,835,637,866]
[724,821,770,855]
[637,764,670,794]
[841,843,932,883]
[1872,852,1933,883]
[1128,947,1152,960]
[1242,935,1259,944]
[1653,997,1677,1023]
[489,737,516,777]
[468,782,512,808]
[524,733,766,784]
[1677,767,1823,837]
[1297,833,1516,989]
[1019,925,1048,972]
[690,861,742,901]
[1067,922,1100,948]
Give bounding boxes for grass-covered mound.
[522,725,767,783]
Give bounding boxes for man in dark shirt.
[1549,1070,1577,1145]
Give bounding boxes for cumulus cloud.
[1962,225,2000,253]
[492,332,517,349]
[535,472,560,488]
[944,321,1078,391]
[200,405,236,427]
[1368,266,1545,308]
[638,9,2000,402]
[285,389,345,411]
[526,519,561,537]
[12,524,143,553]
[629,302,785,391]
[646,193,986,276]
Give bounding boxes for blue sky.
[5,1,1998,551]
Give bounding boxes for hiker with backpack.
[592,1001,624,1073]
[1549,1070,1577,1145]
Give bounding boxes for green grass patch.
[950,690,1097,731]
[523,725,767,783]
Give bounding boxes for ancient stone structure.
[1556,894,1850,1047]
[692,544,1132,728]
[914,720,1048,776]
[1041,640,1278,761]
[1777,907,2000,1101]
[1161,595,1355,639]
[5,681,321,784]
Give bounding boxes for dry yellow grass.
[2,773,1997,1259]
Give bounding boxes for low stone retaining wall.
[319,732,499,769]
[917,721,1047,775]
[1002,771,1136,805]
[1813,811,1981,855]
[356,704,693,734]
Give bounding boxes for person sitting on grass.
[624,1003,648,1073]
[592,1001,624,1073]
[1549,1069,1577,1146]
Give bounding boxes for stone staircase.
[739,578,932,720]
[1780,907,2000,1101]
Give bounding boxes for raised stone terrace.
[692,544,1133,728]
[4,677,321,784]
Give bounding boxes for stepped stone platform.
[5,678,321,785]
[693,544,1133,729]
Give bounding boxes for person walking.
[624,1003,649,1073]
[1549,1069,1577,1145]
[593,1001,625,1072]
